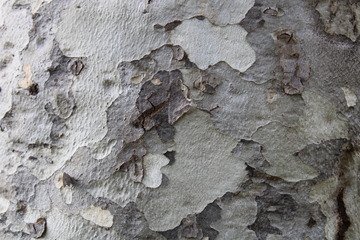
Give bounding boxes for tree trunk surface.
[0,0,359,239]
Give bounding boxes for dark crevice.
[195,15,206,20]
[307,217,317,228]
[164,151,176,165]
[154,21,182,32]
[164,20,182,31]
[335,140,353,240]
[336,188,351,240]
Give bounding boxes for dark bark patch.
[134,70,191,141]
[70,59,84,76]
[158,201,220,240]
[274,29,310,95]
[248,184,299,240]
[195,15,206,20]
[164,20,182,31]
[164,151,176,165]
[248,215,282,240]
[16,201,27,215]
[307,217,317,228]
[120,154,144,182]
[28,83,39,95]
[27,218,46,239]
[194,74,222,94]
[336,188,351,240]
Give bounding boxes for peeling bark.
[0,0,359,239]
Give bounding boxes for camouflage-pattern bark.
[0,0,359,239]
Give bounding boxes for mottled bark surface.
[0,0,359,239]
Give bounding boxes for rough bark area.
[0,0,359,239]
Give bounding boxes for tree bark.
[0,0,359,239]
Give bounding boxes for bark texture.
[0,0,359,239]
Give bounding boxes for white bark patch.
[0,1,32,120]
[61,186,73,205]
[80,206,113,228]
[170,18,255,72]
[341,87,357,107]
[0,196,10,214]
[138,110,247,231]
[148,0,255,26]
[87,170,146,207]
[142,154,169,188]
[91,139,117,160]
[56,0,168,61]
[19,64,33,89]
